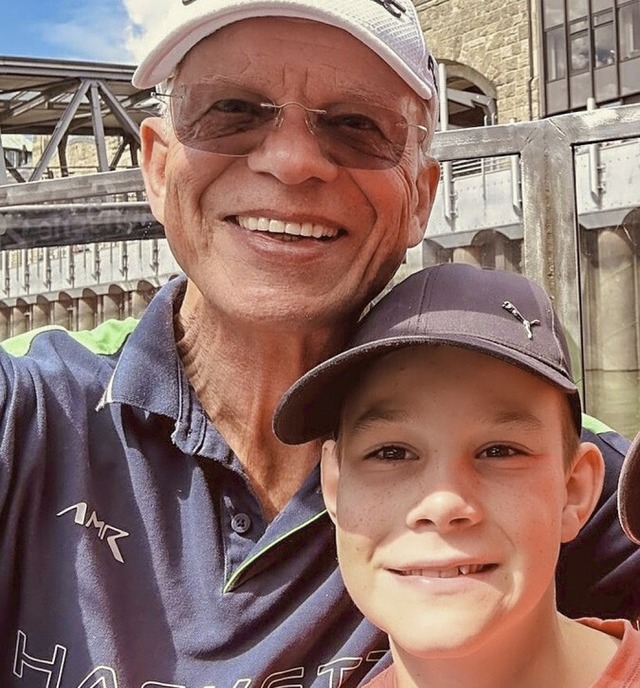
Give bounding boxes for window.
[570,20,591,72]
[569,0,589,20]
[544,0,565,27]
[546,26,567,80]
[542,0,640,113]
[620,1,640,59]
[594,11,616,66]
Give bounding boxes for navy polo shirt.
[0,275,638,688]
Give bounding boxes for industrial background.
[0,0,639,437]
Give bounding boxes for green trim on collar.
[224,510,328,593]
[1,318,139,357]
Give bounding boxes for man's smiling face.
[141,17,439,328]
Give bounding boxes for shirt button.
[231,513,251,534]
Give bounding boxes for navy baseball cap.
[619,433,640,544]
[273,263,582,445]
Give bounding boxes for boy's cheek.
[335,487,390,539]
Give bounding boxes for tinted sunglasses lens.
[312,103,409,170]
[170,84,274,155]
[169,86,411,169]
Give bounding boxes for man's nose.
[247,105,339,185]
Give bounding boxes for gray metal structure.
[0,56,154,184]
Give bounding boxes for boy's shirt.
[362,619,640,688]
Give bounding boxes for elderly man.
[0,1,637,687]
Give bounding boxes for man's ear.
[321,439,340,525]
[561,442,605,543]
[408,156,440,247]
[140,116,169,226]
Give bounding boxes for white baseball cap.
[132,0,438,102]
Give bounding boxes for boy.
[273,263,640,688]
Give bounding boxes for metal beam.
[29,80,92,181]
[89,81,109,173]
[97,81,142,143]
[0,168,144,206]
[0,202,163,249]
[0,80,77,123]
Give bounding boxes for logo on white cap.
[372,0,407,19]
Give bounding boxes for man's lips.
[390,563,497,579]
[233,215,342,240]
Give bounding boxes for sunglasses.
[153,82,429,170]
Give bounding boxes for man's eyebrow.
[348,403,411,431]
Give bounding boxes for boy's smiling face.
[321,344,602,664]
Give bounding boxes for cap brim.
[618,432,640,544]
[273,334,580,445]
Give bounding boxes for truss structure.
[0,55,156,184]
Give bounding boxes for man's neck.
[175,281,353,520]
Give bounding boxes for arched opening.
[440,61,498,128]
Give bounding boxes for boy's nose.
[405,465,483,532]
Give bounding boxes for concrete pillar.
[453,245,482,267]
[102,292,123,321]
[596,228,638,371]
[492,235,521,273]
[0,308,10,341]
[32,299,50,330]
[52,300,71,329]
[78,295,97,331]
[131,290,148,319]
[11,306,28,336]
[404,244,424,273]
[584,226,640,437]
[422,240,442,268]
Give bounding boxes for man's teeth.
[402,564,486,578]
[237,216,339,239]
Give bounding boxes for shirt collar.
[98,275,188,420]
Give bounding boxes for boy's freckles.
[330,344,572,660]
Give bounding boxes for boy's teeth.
[403,564,485,577]
[456,564,484,575]
[437,564,484,577]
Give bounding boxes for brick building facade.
[417,0,541,124]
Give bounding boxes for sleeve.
[0,348,40,513]
[556,418,640,621]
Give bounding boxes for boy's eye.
[366,445,418,462]
[477,445,520,459]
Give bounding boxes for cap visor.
[273,334,578,445]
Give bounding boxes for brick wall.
[415,0,542,123]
